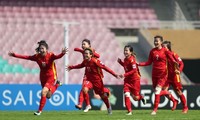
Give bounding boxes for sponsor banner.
[0,85,200,110]
[0,84,81,110]
[89,85,200,110]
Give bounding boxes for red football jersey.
[167,51,184,77]
[13,52,65,82]
[118,55,141,83]
[139,47,175,77]
[69,57,117,81]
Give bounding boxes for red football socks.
[153,94,160,111]
[125,96,132,112]
[39,96,46,112]
[180,94,187,108]
[78,90,84,106]
[83,92,90,106]
[101,96,110,108]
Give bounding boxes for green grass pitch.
[0,110,199,120]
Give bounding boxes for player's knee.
[176,89,182,95]
[155,87,161,95]
[162,87,168,91]
[124,92,131,97]
[46,91,52,99]
[82,87,88,94]
[132,96,139,101]
[41,87,49,96]
[103,92,109,97]
[41,90,48,96]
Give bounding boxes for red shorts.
[164,74,183,90]
[152,76,167,89]
[103,87,111,97]
[41,76,55,89]
[82,76,93,90]
[90,80,104,96]
[123,80,141,96]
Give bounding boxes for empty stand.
[0,0,154,85]
[0,0,158,28]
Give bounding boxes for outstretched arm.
[8,51,36,61]
[66,61,85,71]
[52,47,68,60]
[94,59,117,78]
[74,48,84,53]
[124,64,139,77]
[138,51,152,66]
[74,48,100,58]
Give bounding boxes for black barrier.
[87,85,200,110]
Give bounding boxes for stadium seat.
[0,0,157,84]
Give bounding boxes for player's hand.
[115,74,120,79]
[119,74,124,79]
[8,51,15,57]
[117,58,122,63]
[65,65,71,71]
[174,61,179,67]
[175,69,180,74]
[62,47,68,54]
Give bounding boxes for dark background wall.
[183,59,200,84]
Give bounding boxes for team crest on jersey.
[42,62,46,67]
[156,54,159,60]
[132,64,136,69]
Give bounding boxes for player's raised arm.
[66,61,85,71]
[74,47,84,53]
[138,51,153,66]
[8,51,36,61]
[51,47,68,60]
[62,47,68,54]
[94,59,118,78]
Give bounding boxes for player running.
[8,40,68,115]
[118,45,146,115]
[138,36,178,115]
[73,39,101,112]
[162,40,188,113]
[67,48,119,115]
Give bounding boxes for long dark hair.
[82,39,91,47]
[162,40,171,51]
[124,45,136,56]
[35,40,48,53]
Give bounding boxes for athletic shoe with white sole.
[83,105,92,112]
[126,112,132,115]
[151,110,156,115]
[34,111,41,116]
[142,98,147,105]
[182,107,188,114]
[107,107,112,115]
[56,80,62,86]
[75,104,82,110]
